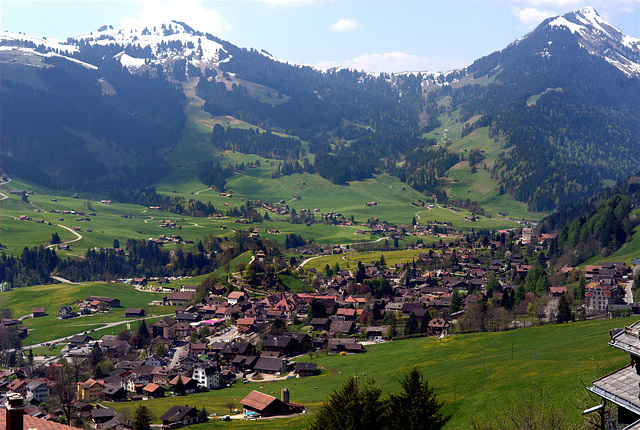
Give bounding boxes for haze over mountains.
[1,7,639,213]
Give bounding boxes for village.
[1,222,638,429]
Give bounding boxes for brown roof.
[0,409,75,430]
[236,318,255,326]
[168,292,194,301]
[142,383,162,393]
[241,390,277,411]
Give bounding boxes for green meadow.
[103,316,635,429]
[0,282,170,345]
[0,77,529,258]
[301,248,435,272]
[422,111,546,221]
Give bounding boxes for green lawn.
[302,248,432,272]
[0,282,171,344]
[421,112,545,222]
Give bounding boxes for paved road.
[625,281,634,304]
[23,313,174,352]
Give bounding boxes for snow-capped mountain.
[2,20,240,78]
[72,21,228,71]
[542,6,640,77]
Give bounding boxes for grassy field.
[0,77,529,257]
[0,282,171,345]
[422,111,546,222]
[301,248,434,272]
[104,316,636,429]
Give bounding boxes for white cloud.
[259,0,316,6]
[330,18,362,32]
[512,7,557,28]
[120,0,231,35]
[317,52,467,74]
[518,0,583,6]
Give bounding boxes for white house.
[192,361,220,390]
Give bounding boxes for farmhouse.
[86,296,121,307]
[124,308,145,318]
[159,406,203,428]
[240,389,304,417]
[168,291,194,306]
[32,307,45,318]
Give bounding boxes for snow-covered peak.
[73,20,226,69]
[546,8,640,77]
[0,31,78,54]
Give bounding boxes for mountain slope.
[1,8,639,216]
[430,7,640,211]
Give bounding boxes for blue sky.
[2,0,638,73]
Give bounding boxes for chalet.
[220,342,254,362]
[151,367,176,386]
[124,308,145,318]
[253,357,287,375]
[142,383,165,399]
[329,320,355,336]
[168,375,198,394]
[159,405,202,428]
[59,305,73,319]
[327,338,364,354]
[32,307,45,318]
[132,278,147,286]
[336,308,357,320]
[236,317,256,333]
[294,362,317,377]
[227,291,247,305]
[240,389,304,417]
[175,312,201,324]
[98,418,132,430]
[549,286,568,297]
[175,323,191,339]
[151,317,177,341]
[86,296,120,307]
[364,326,385,342]
[91,408,116,425]
[101,385,128,402]
[263,336,299,357]
[231,355,258,373]
[168,291,194,306]
[25,380,50,404]
[428,318,450,336]
[310,318,329,331]
[68,334,92,348]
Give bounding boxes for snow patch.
[548,17,585,35]
[116,52,146,69]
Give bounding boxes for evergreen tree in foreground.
[310,367,450,430]
[133,405,152,430]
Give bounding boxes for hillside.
[91,313,637,429]
[1,7,639,229]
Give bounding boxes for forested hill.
[539,172,640,267]
[2,8,640,215]
[428,8,640,212]
[1,55,186,191]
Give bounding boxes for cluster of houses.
[584,262,634,314]
[149,234,192,246]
